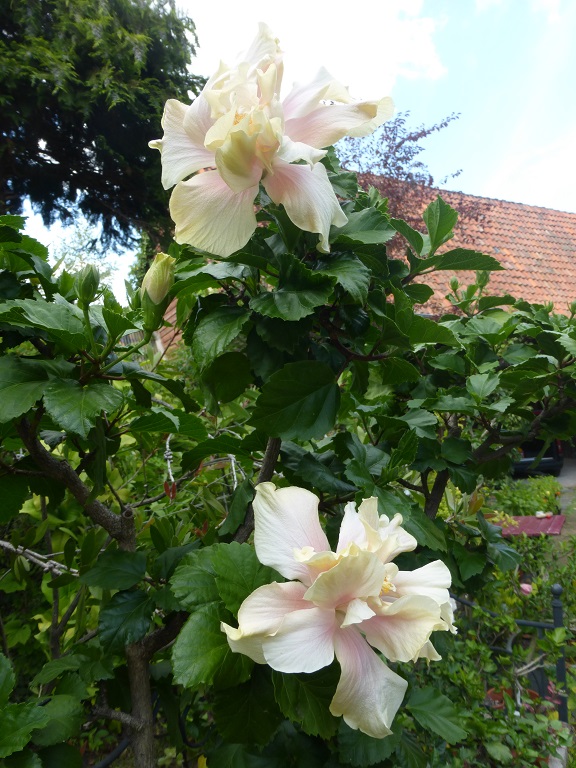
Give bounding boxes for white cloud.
[181,0,446,99]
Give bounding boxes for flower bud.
[75,264,100,308]
[139,252,176,331]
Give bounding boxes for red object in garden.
[499,515,566,537]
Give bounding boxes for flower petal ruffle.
[169,170,258,257]
[331,626,407,739]
[253,483,330,584]
[262,606,336,673]
[262,159,347,253]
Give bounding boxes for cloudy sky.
[184,0,576,213]
[25,0,576,298]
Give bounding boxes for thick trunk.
[126,643,156,767]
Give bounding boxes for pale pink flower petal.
[253,483,330,584]
[221,581,310,663]
[337,502,367,553]
[282,67,394,148]
[341,598,376,628]
[331,626,407,738]
[393,561,452,605]
[262,159,347,253]
[262,607,336,673]
[169,171,258,257]
[304,549,385,609]
[149,99,215,189]
[361,595,443,662]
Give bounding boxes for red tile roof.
[358,175,576,315]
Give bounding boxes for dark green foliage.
[0,0,203,246]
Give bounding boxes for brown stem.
[424,469,450,520]
[234,437,281,544]
[17,418,135,550]
[126,643,156,767]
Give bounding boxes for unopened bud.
[140,252,176,331]
[449,277,459,292]
[75,264,100,308]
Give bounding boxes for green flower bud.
[75,264,100,308]
[140,252,176,331]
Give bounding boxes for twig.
[0,539,78,577]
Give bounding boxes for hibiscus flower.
[221,483,454,738]
[150,23,393,257]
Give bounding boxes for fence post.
[551,584,568,723]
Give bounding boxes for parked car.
[513,438,564,477]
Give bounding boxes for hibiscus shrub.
[3,22,576,768]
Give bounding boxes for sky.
[25,0,576,299]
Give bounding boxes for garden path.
[556,458,576,539]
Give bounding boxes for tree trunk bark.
[126,643,156,767]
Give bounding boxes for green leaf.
[390,218,425,256]
[378,358,420,386]
[485,742,514,763]
[80,550,147,590]
[219,478,255,536]
[431,248,503,272]
[407,316,458,346]
[422,197,458,254]
[407,687,467,743]
[202,352,253,403]
[440,438,472,464]
[250,362,340,440]
[212,542,276,616]
[181,435,248,473]
[337,721,400,766]
[172,603,252,690]
[0,653,15,707]
[129,409,180,434]
[250,255,335,321]
[0,474,29,524]
[213,667,283,745]
[0,703,51,758]
[98,590,154,653]
[0,299,85,351]
[317,255,371,304]
[272,664,340,739]
[2,747,43,767]
[30,695,83,747]
[476,513,522,571]
[0,357,48,422]
[466,373,500,400]
[333,208,396,245]
[37,743,82,768]
[30,656,86,687]
[192,307,250,370]
[170,545,222,610]
[402,508,447,552]
[395,732,427,768]
[403,283,435,304]
[101,308,140,340]
[44,380,123,439]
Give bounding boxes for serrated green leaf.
[407,316,458,346]
[30,695,83,747]
[213,667,283,745]
[101,308,140,340]
[272,664,340,739]
[317,256,371,304]
[431,247,503,272]
[337,721,400,766]
[403,283,435,304]
[129,409,180,434]
[30,655,86,687]
[333,208,395,245]
[202,352,253,403]
[440,437,472,464]
[192,307,250,370]
[181,435,249,473]
[170,545,222,609]
[390,218,425,256]
[98,590,154,653]
[0,299,85,351]
[422,197,458,254]
[172,603,252,690]
[485,741,514,762]
[250,255,335,321]
[402,508,447,552]
[0,653,15,707]
[250,362,340,440]
[80,550,147,590]
[44,380,123,439]
[466,373,500,400]
[0,703,51,758]
[407,687,467,743]
[219,479,255,537]
[0,357,48,422]
[2,747,43,767]
[212,542,276,615]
